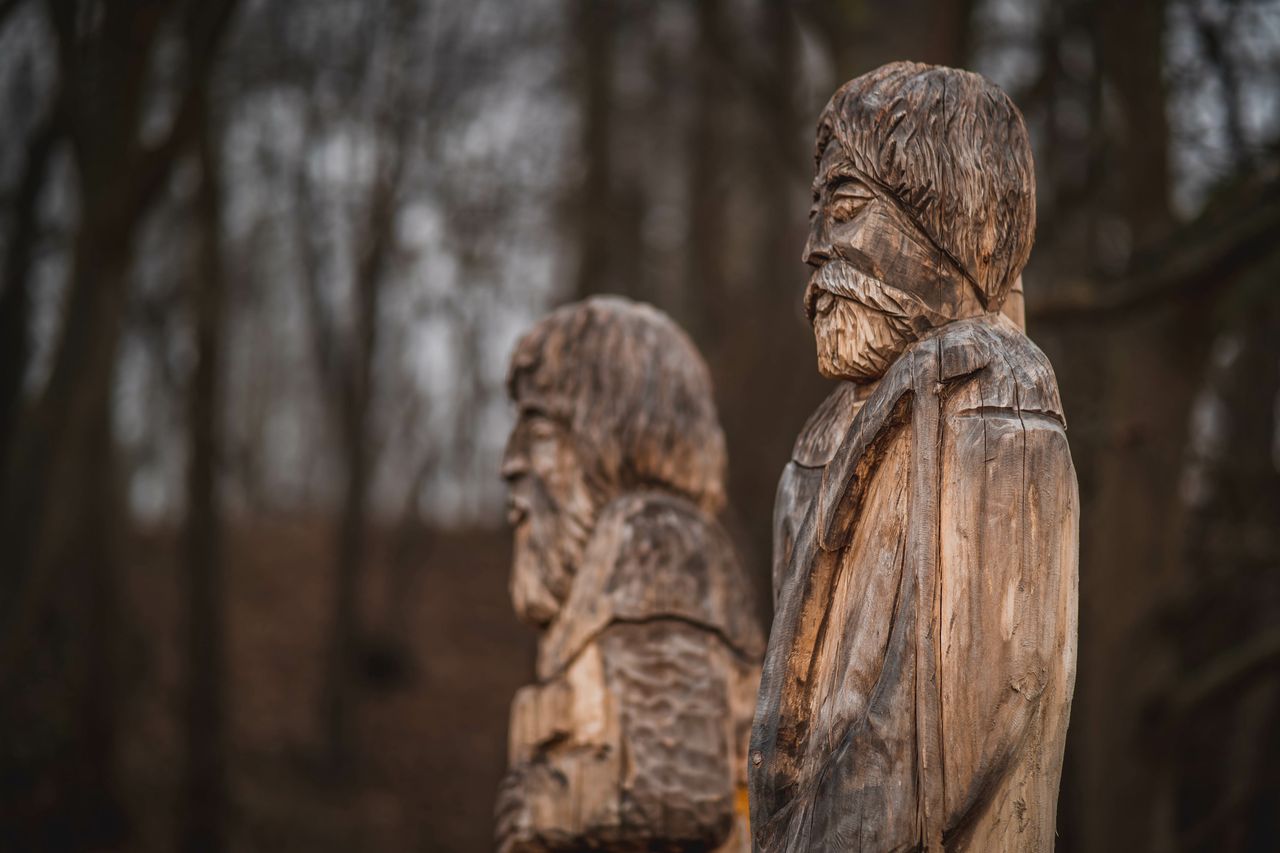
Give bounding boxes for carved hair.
[507,296,727,513]
[816,61,1036,309]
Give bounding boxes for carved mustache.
[505,476,555,531]
[804,259,888,324]
[505,493,530,527]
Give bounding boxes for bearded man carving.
[749,62,1079,852]
[497,297,762,853]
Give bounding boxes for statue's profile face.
[501,407,595,627]
[802,138,978,382]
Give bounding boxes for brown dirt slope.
[123,519,531,853]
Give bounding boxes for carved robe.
[749,315,1078,851]
[499,492,763,853]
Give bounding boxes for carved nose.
[500,443,528,481]
[803,220,832,268]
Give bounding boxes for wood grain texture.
[499,298,762,853]
[751,63,1077,852]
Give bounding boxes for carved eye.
[527,415,558,441]
[518,408,560,444]
[826,178,874,223]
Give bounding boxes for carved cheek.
[828,215,874,268]
[829,203,905,282]
[526,433,560,479]
[537,441,584,514]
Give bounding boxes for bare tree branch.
[126,0,240,226]
[1029,172,1280,324]
[0,104,62,469]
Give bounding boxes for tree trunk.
[1076,305,1207,852]
[181,98,229,853]
[571,0,614,301]
[320,143,397,772]
[1169,295,1280,851]
[0,2,236,844]
[324,409,371,772]
[686,0,727,345]
[1071,2,1187,849]
[1098,0,1173,243]
[0,115,60,483]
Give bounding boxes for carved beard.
[806,259,920,382]
[508,472,596,627]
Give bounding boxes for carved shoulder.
[538,493,763,679]
[941,314,1066,423]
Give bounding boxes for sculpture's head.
[803,61,1036,381]
[501,297,727,626]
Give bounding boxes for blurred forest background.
[1,0,1279,851]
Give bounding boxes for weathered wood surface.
[750,63,1078,852]
[498,297,763,853]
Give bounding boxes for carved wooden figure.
[750,63,1078,852]
[497,297,763,853]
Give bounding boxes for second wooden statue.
[496,296,763,853]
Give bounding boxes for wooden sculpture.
[750,62,1078,851]
[496,297,763,853]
